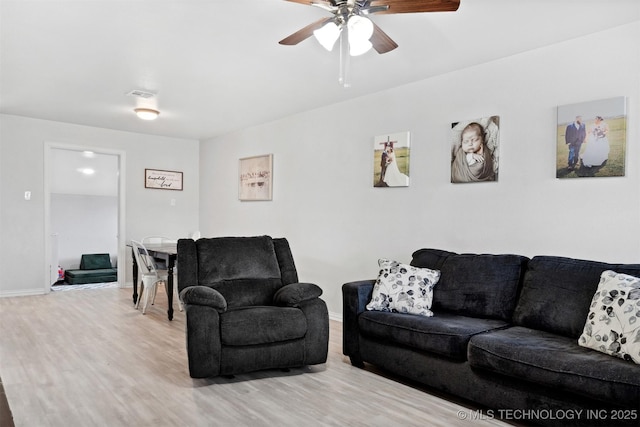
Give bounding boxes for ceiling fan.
[279,0,461,55]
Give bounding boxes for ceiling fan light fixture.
[134,108,160,121]
[313,21,341,51]
[347,15,374,56]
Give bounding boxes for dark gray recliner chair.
[177,236,329,378]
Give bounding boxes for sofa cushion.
[411,248,456,271]
[79,253,113,270]
[579,270,640,364]
[513,256,640,338]
[366,259,440,317]
[359,310,510,360]
[64,268,117,285]
[220,306,307,346]
[412,251,528,321]
[207,278,284,308]
[468,326,640,407]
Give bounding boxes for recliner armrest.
[180,286,227,313]
[273,282,323,307]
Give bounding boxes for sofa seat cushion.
[468,326,640,406]
[64,268,117,284]
[358,310,510,360]
[220,306,307,346]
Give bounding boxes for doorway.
[44,143,126,291]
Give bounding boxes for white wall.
[50,194,118,270]
[199,22,640,319]
[0,116,200,296]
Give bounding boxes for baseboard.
[0,288,47,298]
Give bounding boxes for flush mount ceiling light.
[77,168,95,175]
[134,108,160,121]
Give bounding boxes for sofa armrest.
[180,286,227,313]
[273,282,322,307]
[342,280,375,366]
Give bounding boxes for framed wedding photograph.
[239,154,273,201]
[373,131,410,187]
[556,97,626,179]
[144,168,183,190]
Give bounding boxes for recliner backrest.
[178,236,299,308]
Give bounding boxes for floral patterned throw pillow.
[366,259,441,317]
[578,270,640,364]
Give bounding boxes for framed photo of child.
[450,116,500,183]
[373,131,410,187]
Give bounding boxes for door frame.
[43,142,127,291]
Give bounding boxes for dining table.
[130,241,177,321]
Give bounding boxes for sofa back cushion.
[80,253,113,270]
[411,248,456,271]
[411,249,528,321]
[195,236,284,307]
[512,256,640,338]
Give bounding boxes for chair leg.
[141,277,154,315]
[173,270,184,312]
[151,281,159,305]
[135,282,144,310]
[175,284,184,312]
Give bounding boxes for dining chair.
[141,236,183,312]
[131,240,169,315]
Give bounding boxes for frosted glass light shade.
[347,15,374,56]
[134,108,160,120]
[313,21,341,51]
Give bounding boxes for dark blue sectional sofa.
[343,249,640,426]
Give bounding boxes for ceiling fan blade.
[283,0,334,7]
[370,22,398,54]
[279,17,334,46]
[369,0,460,14]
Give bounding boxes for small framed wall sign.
[239,154,273,201]
[144,169,183,190]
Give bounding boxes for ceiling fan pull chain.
[338,31,351,88]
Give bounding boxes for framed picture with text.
[145,169,183,190]
[239,154,273,201]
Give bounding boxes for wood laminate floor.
[0,288,511,427]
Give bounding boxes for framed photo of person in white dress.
[373,131,410,188]
[556,97,626,178]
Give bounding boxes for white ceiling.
[1,0,639,141]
